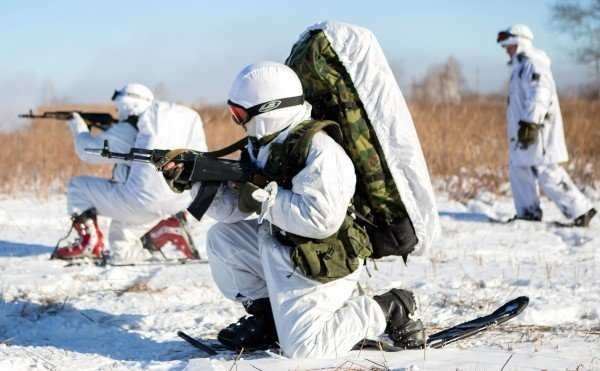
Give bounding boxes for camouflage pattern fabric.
[262,119,342,188]
[262,119,372,283]
[285,30,407,226]
[282,215,371,284]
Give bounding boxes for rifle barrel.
[84,148,104,157]
[84,148,156,163]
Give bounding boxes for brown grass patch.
[1,99,598,199]
[116,278,165,296]
[410,98,599,200]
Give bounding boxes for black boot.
[507,207,543,223]
[217,298,278,350]
[374,288,426,349]
[573,208,596,227]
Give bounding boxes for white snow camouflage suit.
[506,44,593,219]
[204,104,388,358]
[67,102,207,262]
[204,31,438,355]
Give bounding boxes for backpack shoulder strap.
[284,119,343,181]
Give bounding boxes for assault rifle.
[19,110,118,131]
[85,139,258,220]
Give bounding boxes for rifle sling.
[187,181,221,221]
[203,137,248,157]
[186,137,252,220]
[154,148,190,169]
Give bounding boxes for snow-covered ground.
[0,192,598,370]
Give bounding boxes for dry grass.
[116,278,165,296]
[0,105,244,195]
[411,97,599,200]
[411,98,509,199]
[1,98,597,199]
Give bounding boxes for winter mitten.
[158,149,193,193]
[517,120,540,149]
[66,112,88,135]
[253,181,278,224]
[368,215,418,262]
[238,182,262,213]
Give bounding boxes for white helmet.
[227,61,306,139]
[112,83,154,120]
[497,24,533,50]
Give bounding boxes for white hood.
[228,61,306,140]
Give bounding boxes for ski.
[552,221,577,228]
[61,258,208,268]
[357,296,529,351]
[178,297,529,355]
[177,331,218,355]
[488,216,513,224]
[489,217,579,228]
[109,259,209,267]
[177,330,277,356]
[426,295,529,348]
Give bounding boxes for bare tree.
[411,57,467,104]
[550,0,600,99]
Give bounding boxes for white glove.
[67,112,88,135]
[252,181,278,224]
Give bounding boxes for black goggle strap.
[111,90,153,102]
[228,95,305,121]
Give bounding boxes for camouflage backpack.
[285,28,418,261]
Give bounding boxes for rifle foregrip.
[187,182,221,221]
[185,157,257,221]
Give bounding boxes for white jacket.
[124,102,207,215]
[72,121,138,183]
[507,46,569,166]
[69,102,207,217]
[206,107,356,240]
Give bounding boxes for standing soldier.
[497,24,595,226]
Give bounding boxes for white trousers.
[206,219,387,359]
[509,164,593,219]
[67,176,163,262]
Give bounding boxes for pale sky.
[0,0,591,116]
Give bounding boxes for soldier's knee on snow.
[281,335,341,359]
[284,340,323,359]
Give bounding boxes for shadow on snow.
[0,240,53,257]
[0,299,200,363]
[438,210,491,223]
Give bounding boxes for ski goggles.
[227,95,305,125]
[496,31,515,43]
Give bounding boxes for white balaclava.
[112,83,154,120]
[497,24,534,56]
[227,61,310,140]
